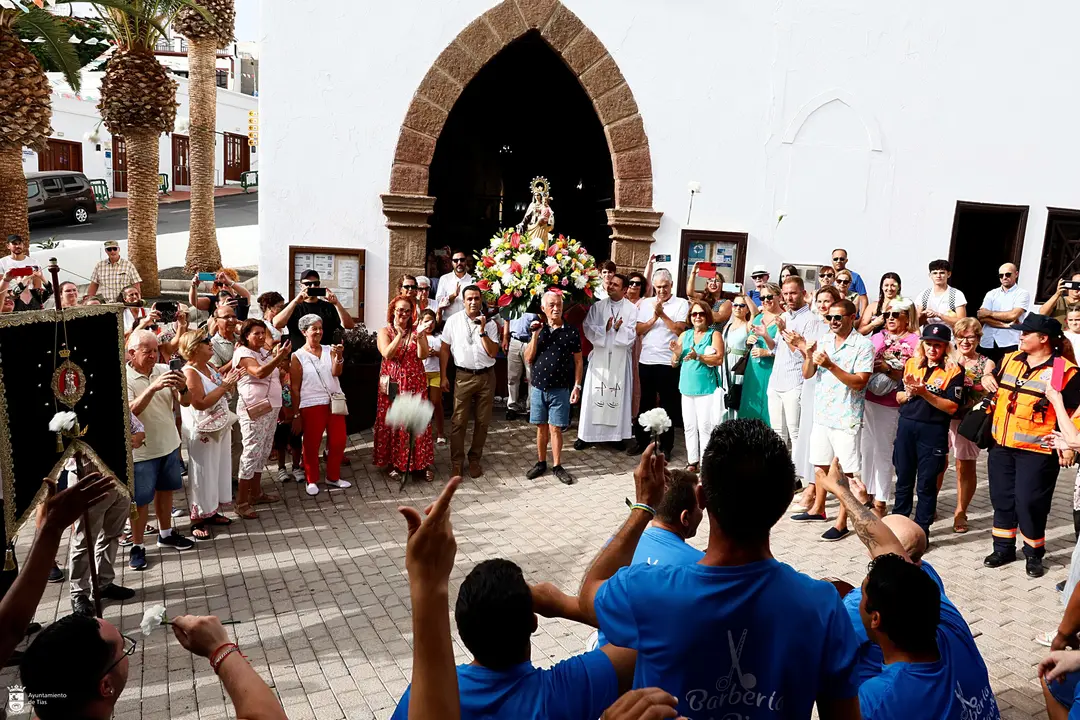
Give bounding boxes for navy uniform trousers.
[891,416,949,536]
[988,444,1060,559]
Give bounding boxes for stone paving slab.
[0,417,1072,719]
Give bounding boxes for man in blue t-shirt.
[390,558,635,720]
[575,420,863,719]
[831,247,868,303]
[818,465,999,719]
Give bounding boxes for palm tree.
[0,1,82,247]
[174,0,234,274]
[78,0,210,297]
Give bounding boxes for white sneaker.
[305,483,319,496]
[276,469,292,483]
[294,468,306,483]
[326,479,352,490]
[436,437,447,446]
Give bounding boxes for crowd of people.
[7,230,1080,717]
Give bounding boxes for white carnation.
[573,274,587,289]
[638,408,672,436]
[141,604,167,636]
[529,236,545,251]
[500,272,514,287]
[49,411,78,433]
[544,256,557,267]
[514,252,534,269]
[385,393,435,436]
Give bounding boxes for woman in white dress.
[233,319,291,518]
[179,328,243,539]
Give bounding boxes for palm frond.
[12,5,82,93]
[54,0,212,50]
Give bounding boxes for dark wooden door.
[112,136,128,194]
[223,133,249,182]
[37,139,83,172]
[172,134,190,187]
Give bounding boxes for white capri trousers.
[767,386,802,446]
[681,393,716,465]
[861,401,899,504]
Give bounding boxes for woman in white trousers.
[670,299,724,471]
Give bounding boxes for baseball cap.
[103,240,119,249]
[750,264,769,277]
[920,323,952,343]
[1011,313,1063,338]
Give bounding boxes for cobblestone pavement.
[0,416,1072,719]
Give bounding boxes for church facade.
[259,0,1080,323]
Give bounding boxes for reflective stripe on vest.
[991,352,1078,453]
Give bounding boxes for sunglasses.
[752,274,768,279]
[401,284,417,291]
[690,311,708,318]
[302,281,320,287]
[628,280,643,287]
[819,272,835,278]
[452,258,468,264]
[825,314,846,322]
[759,295,775,301]
[999,273,1013,278]
[105,247,119,253]
[883,312,904,319]
[832,257,847,262]
[732,303,747,308]
[836,278,851,284]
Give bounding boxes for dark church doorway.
[427,32,614,272]
[948,201,1028,310]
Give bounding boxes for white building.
[152,31,243,94]
[22,70,259,197]
[260,0,1080,324]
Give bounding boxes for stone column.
[380,193,435,299]
[608,207,663,273]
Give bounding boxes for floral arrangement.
[472,229,600,319]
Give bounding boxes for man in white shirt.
[440,285,499,478]
[769,276,819,451]
[0,234,49,309]
[977,263,1031,364]
[916,259,967,328]
[632,269,688,456]
[577,274,637,450]
[435,250,474,320]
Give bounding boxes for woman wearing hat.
[893,323,964,540]
[982,314,1080,578]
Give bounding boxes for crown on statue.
[530,176,550,200]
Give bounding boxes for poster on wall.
[288,246,366,322]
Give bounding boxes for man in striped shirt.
[768,275,819,452]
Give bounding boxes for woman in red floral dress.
[375,296,435,480]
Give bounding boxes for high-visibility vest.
[990,351,1078,453]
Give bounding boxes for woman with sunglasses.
[375,296,435,482]
[859,272,904,335]
[817,265,836,291]
[670,299,724,471]
[739,283,782,422]
[835,269,867,317]
[790,286,842,507]
[861,299,920,517]
[942,318,995,533]
[687,262,732,330]
[893,323,963,541]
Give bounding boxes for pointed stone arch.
[380,0,661,291]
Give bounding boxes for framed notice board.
[289,246,365,322]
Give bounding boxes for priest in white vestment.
[576,274,637,446]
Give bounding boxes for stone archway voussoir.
[484,2,527,45]
[402,97,448,141]
[539,4,585,53]
[514,0,558,29]
[458,17,505,67]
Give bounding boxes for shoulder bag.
[240,351,275,419]
[301,349,349,416]
[956,358,999,449]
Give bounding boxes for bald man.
[977,262,1031,365]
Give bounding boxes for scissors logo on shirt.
[718,629,757,691]
[685,629,786,714]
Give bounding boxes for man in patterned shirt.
[87,240,141,302]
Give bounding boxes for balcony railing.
[154,37,188,53]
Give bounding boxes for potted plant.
[339,323,381,433]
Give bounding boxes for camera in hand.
[169,358,185,372]
[1064,281,1080,291]
[653,254,671,263]
[8,266,33,278]
[306,286,327,297]
[155,301,178,323]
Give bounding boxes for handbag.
[244,385,274,420]
[722,323,745,409]
[302,350,350,417]
[956,398,994,449]
[195,399,230,434]
[378,375,400,402]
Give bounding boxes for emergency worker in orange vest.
[982,314,1079,578]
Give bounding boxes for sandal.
[388,469,402,481]
[425,467,435,483]
[953,512,969,534]
[685,464,699,473]
[191,524,211,540]
[252,492,281,505]
[235,503,257,520]
[207,513,232,526]
[145,524,156,534]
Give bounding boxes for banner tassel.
[4,548,15,571]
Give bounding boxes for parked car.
[25,171,97,225]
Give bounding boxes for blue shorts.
[133,448,184,507]
[1046,669,1080,710]
[529,386,571,429]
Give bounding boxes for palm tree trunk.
[0,145,29,251]
[125,128,161,297]
[184,37,221,274]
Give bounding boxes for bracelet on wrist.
[210,642,243,674]
[624,498,657,516]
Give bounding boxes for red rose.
[476,279,491,291]
[482,256,495,268]
[498,293,513,307]
[510,261,522,274]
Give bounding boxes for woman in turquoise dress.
[739,283,782,423]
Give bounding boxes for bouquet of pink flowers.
[472,228,600,319]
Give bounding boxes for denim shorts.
[133,447,184,506]
[529,386,571,429]
[1047,669,1080,709]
